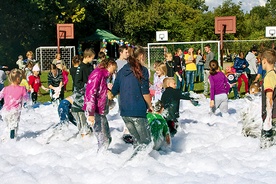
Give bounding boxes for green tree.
[158,0,202,42]
[213,0,245,40]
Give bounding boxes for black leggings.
[31,92,37,103]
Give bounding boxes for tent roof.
[80,29,123,42]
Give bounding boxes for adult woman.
[111,46,153,150]
[173,48,184,91]
[48,64,64,102]
[184,48,197,92]
[195,49,204,82]
[52,53,65,70]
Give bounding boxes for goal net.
[35,46,75,71]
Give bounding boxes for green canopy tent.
[79,29,123,42]
[79,29,124,58]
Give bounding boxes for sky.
[1,93,276,183]
[205,0,267,12]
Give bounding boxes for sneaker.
[190,98,199,106]
[260,129,274,149]
[10,130,15,139]
[123,134,134,144]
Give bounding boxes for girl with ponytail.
[111,46,153,152]
[208,60,231,116]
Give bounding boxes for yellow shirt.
[20,79,30,91]
[264,70,276,92]
[184,54,197,71]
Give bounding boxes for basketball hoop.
[56,24,74,54]
[215,16,236,67]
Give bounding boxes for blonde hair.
[250,82,261,94]
[165,52,172,59]
[163,77,175,88]
[156,63,167,76]
[26,51,33,58]
[8,69,22,84]
[55,53,61,59]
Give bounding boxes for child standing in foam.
[209,60,230,117]
[161,77,198,137]
[241,82,262,138]
[61,64,69,92]
[147,100,171,150]
[152,63,167,102]
[225,65,238,99]
[83,59,117,152]
[0,69,29,139]
[28,64,48,104]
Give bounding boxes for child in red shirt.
[28,64,48,103]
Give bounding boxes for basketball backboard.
[57,24,74,39]
[265,26,276,37]
[215,16,236,34]
[156,31,168,42]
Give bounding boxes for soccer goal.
[146,41,221,70]
[35,46,76,71]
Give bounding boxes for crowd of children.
[0,45,274,157]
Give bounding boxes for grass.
[38,71,74,103]
[4,71,74,103]
[9,70,244,103]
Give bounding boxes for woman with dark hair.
[209,60,230,116]
[48,63,64,102]
[111,46,153,151]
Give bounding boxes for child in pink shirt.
[0,69,29,139]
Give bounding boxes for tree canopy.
[0,0,274,67]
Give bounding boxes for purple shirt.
[209,71,230,101]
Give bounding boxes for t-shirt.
[28,75,41,92]
[226,73,237,84]
[48,69,63,88]
[262,70,276,120]
[257,65,266,79]
[0,85,27,111]
[20,79,30,91]
[184,54,197,71]
[147,113,169,142]
[116,59,127,72]
[263,70,276,92]
[204,51,215,70]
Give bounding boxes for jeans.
[203,70,210,95]
[58,99,77,126]
[122,116,151,148]
[72,111,91,135]
[229,84,238,99]
[176,72,184,91]
[196,65,204,82]
[92,113,111,151]
[185,70,196,92]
